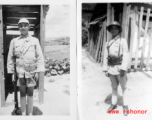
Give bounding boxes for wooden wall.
[87,3,152,72]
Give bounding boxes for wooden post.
[146,27,152,71]
[140,8,150,70]
[125,5,131,44]
[0,5,5,107]
[122,3,127,38]
[107,3,111,42]
[134,7,143,71]
[145,9,152,71]
[111,6,114,22]
[39,5,45,104]
[128,6,137,71]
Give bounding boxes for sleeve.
[7,40,14,73]
[35,38,45,72]
[103,42,109,72]
[120,38,130,71]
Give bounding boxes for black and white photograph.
[78,2,152,120]
[0,0,77,119]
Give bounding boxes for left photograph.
[0,5,70,116]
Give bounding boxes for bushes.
[45,37,70,46]
[82,28,88,45]
[45,57,70,77]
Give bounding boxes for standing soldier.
[103,21,130,116]
[7,18,45,115]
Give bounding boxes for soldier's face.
[18,23,30,36]
[110,26,119,37]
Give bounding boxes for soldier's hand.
[12,74,15,82]
[120,69,126,77]
[104,71,109,77]
[34,72,39,81]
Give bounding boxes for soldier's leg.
[107,74,119,113]
[117,73,128,105]
[27,79,34,116]
[19,78,27,115]
[117,73,128,116]
[109,74,119,105]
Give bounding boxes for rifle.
[12,47,21,115]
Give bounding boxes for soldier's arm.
[7,40,14,73]
[120,38,130,71]
[35,38,45,72]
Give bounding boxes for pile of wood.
[45,57,70,77]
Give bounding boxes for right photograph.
[80,3,152,120]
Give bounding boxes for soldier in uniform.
[7,18,45,115]
[103,21,130,116]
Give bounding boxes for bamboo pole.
[140,8,150,70]
[134,7,143,71]
[128,6,137,71]
[98,26,105,62]
[0,5,5,107]
[95,28,102,61]
[101,21,107,66]
[88,28,91,53]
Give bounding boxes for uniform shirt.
[7,34,45,77]
[103,35,130,75]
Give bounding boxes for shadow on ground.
[104,94,124,106]
[11,106,43,116]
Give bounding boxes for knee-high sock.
[112,88,118,105]
[122,88,128,106]
[27,96,33,115]
[20,96,26,115]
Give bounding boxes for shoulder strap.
[118,38,122,57]
[107,36,120,54]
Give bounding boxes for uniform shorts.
[109,73,127,89]
[17,73,36,87]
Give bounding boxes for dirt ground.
[0,74,70,116]
[79,48,152,120]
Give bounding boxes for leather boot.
[123,105,129,116]
[107,104,117,113]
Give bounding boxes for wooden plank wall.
[87,3,152,72]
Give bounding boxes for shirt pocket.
[114,43,120,50]
[28,44,35,52]
[14,45,21,57]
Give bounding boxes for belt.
[16,59,37,72]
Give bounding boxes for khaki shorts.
[109,73,127,89]
[17,73,36,87]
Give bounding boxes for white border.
[77,1,152,120]
[0,0,77,120]
[77,0,82,120]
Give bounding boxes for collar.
[111,35,120,41]
[18,34,31,42]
